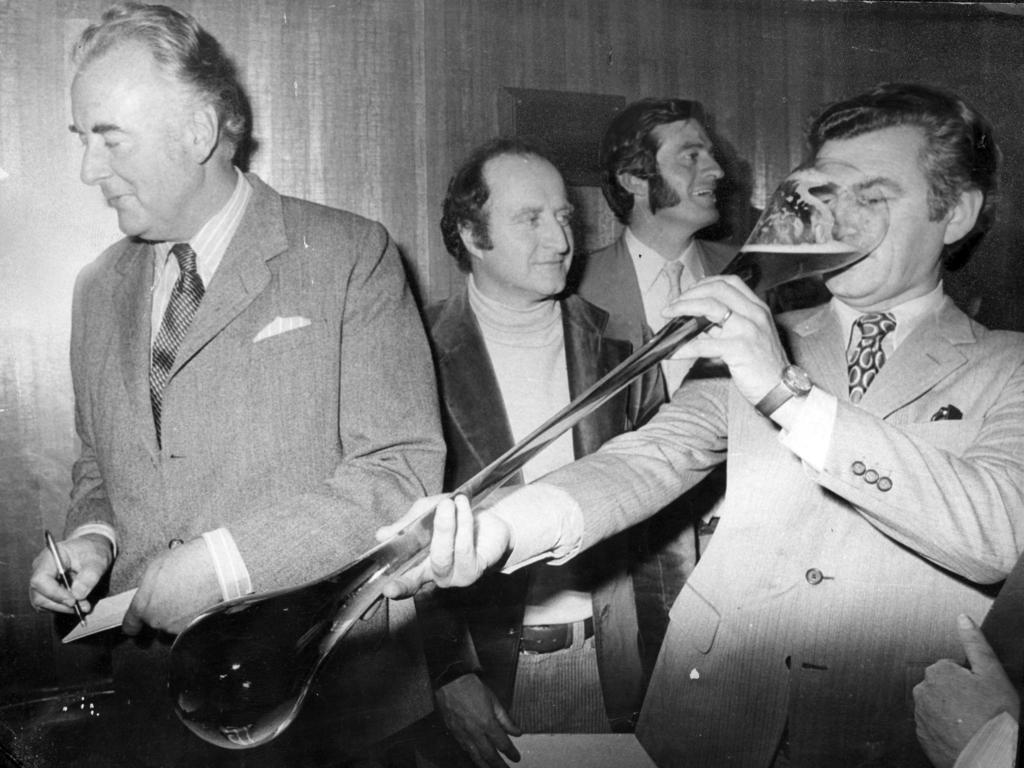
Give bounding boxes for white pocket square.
[253,315,311,343]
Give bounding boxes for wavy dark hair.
[440,137,557,273]
[807,82,999,269]
[599,98,707,224]
[72,2,253,164]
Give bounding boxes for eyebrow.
[511,205,544,219]
[511,203,574,219]
[677,140,713,152]
[854,176,904,195]
[68,123,123,136]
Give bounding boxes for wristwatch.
[755,364,813,417]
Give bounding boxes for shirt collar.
[152,168,252,286]
[623,227,706,294]
[831,281,946,350]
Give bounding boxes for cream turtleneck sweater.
[468,276,592,625]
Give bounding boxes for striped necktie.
[847,312,896,404]
[150,243,205,443]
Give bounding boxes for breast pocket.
[250,318,323,358]
[245,318,332,413]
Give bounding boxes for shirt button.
[851,461,866,476]
[805,568,824,585]
[877,476,893,492]
[864,469,879,484]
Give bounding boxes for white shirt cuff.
[489,483,584,572]
[202,528,253,600]
[953,710,1016,768]
[69,523,118,558]
[777,386,837,472]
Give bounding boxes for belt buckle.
[520,618,593,654]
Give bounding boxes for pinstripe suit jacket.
[542,296,1024,767]
[65,174,444,759]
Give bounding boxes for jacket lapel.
[113,240,160,455]
[857,297,972,418]
[562,294,628,455]
[787,306,851,399]
[170,174,284,378]
[788,297,974,418]
[431,289,515,483]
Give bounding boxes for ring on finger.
[716,308,733,327]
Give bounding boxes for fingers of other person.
[381,495,461,598]
[376,493,449,543]
[432,495,508,588]
[957,613,1020,720]
[28,534,113,615]
[448,494,482,584]
[381,559,433,599]
[436,674,522,768]
[913,658,975,768]
[912,614,1018,768]
[382,496,512,598]
[958,613,1001,675]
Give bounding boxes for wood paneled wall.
[2,0,1022,707]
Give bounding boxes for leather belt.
[519,617,594,654]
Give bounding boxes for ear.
[616,171,648,201]
[186,103,221,164]
[942,188,983,245]
[458,224,486,261]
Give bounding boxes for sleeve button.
[877,476,893,492]
[863,469,879,484]
[851,461,866,476]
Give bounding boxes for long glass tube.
[168,167,888,749]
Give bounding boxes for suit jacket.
[543,296,1024,767]
[416,287,662,732]
[575,233,737,675]
[576,233,737,360]
[65,174,444,763]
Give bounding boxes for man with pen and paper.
[383,82,1024,767]
[27,2,443,766]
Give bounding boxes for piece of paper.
[61,589,137,643]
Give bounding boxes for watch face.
[783,365,812,394]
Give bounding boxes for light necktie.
[150,243,205,442]
[847,312,896,403]
[663,259,685,304]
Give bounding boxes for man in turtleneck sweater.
[413,138,662,768]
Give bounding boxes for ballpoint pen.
[44,530,86,625]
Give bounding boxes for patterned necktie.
[664,259,685,304]
[150,243,205,442]
[847,312,896,403]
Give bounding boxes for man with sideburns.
[576,98,737,671]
